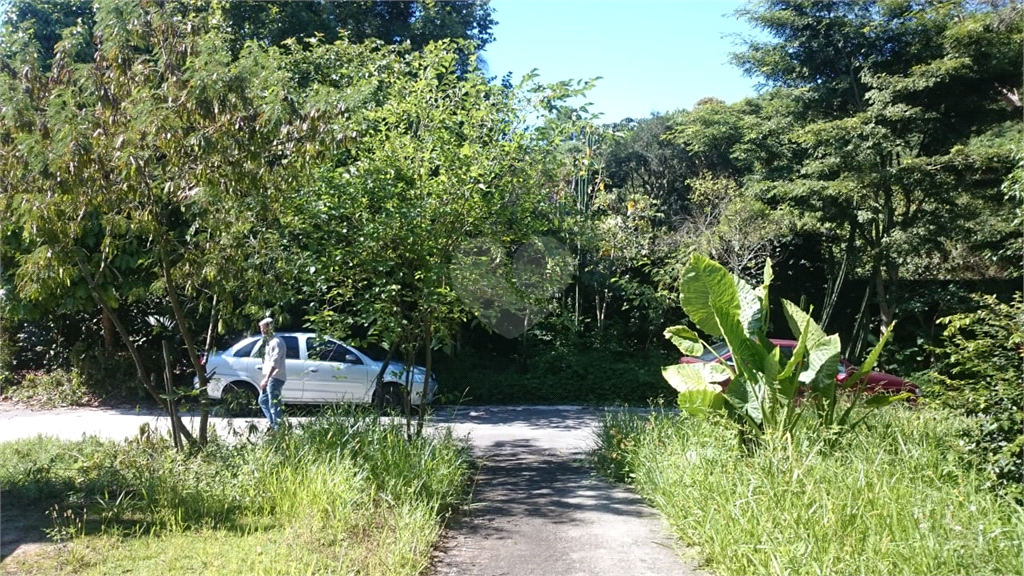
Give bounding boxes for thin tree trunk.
[373,339,400,414]
[403,345,415,440]
[159,249,210,445]
[416,322,432,437]
[162,340,183,451]
[874,269,894,334]
[198,294,217,445]
[101,309,115,350]
[73,251,196,446]
[822,224,856,330]
[845,283,872,360]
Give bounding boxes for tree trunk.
[198,295,218,446]
[845,283,872,360]
[874,269,894,334]
[74,251,196,446]
[416,322,432,437]
[160,249,210,446]
[162,340,183,451]
[101,308,115,350]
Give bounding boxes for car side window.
[339,346,363,364]
[281,336,300,359]
[306,339,343,362]
[307,340,331,361]
[316,343,362,364]
[234,340,258,358]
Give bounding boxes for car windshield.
[699,341,731,361]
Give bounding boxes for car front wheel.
[375,383,405,414]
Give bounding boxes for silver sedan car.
[196,332,437,413]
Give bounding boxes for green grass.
[592,406,1024,576]
[0,408,472,575]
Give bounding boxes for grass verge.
[592,406,1024,576]
[0,407,471,575]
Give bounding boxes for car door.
[301,339,373,402]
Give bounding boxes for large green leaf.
[662,362,733,392]
[676,389,726,416]
[680,254,766,385]
[782,299,827,347]
[663,325,704,357]
[847,322,897,386]
[802,333,841,393]
[735,272,765,339]
[679,254,739,339]
[724,373,764,429]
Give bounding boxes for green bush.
[9,369,93,408]
[924,292,1023,503]
[70,343,146,401]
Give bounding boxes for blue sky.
[481,0,762,123]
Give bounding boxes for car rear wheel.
[218,382,260,417]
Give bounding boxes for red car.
[679,339,920,398]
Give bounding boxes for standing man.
[258,317,287,430]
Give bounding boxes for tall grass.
[0,407,471,575]
[593,407,1024,576]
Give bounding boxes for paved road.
[0,404,706,576]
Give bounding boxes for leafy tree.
[0,0,94,70]
[2,0,495,71]
[664,174,801,281]
[730,0,1021,342]
[603,114,694,223]
[290,45,588,435]
[1,1,344,444]
[216,1,494,57]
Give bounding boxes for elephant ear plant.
[662,254,908,445]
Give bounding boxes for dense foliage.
[925,293,1024,503]
[1,0,1019,444]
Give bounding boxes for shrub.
[8,369,94,408]
[925,292,1023,503]
[662,254,906,446]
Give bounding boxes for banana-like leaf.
[735,273,764,339]
[680,254,738,339]
[680,255,767,385]
[847,321,897,386]
[802,333,840,394]
[724,373,764,428]
[662,362,733,393]
[782,299,827,347]
[676,389,725,416]
[664,325,704,357]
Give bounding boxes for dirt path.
[428,407,705,576]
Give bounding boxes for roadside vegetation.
[592,408,1024,576]
[0,409,472,575]
[0,0,1020,573]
